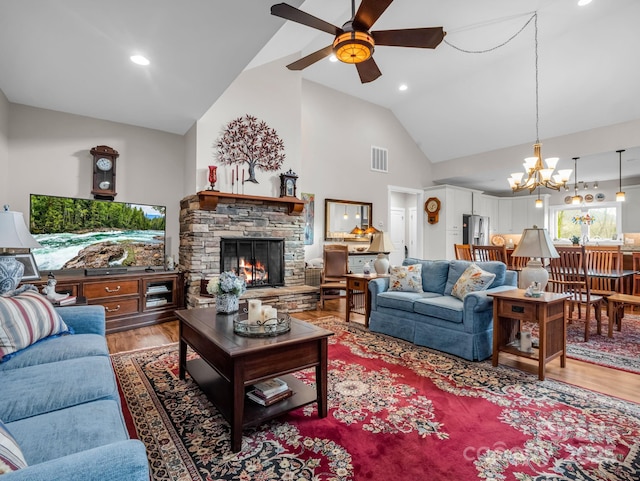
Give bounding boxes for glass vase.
[216,293,239,313]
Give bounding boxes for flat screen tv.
[29,194,166,272]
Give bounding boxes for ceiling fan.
[270,0,446,83]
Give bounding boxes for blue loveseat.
[0,305,149,480]
[368,258,517,361]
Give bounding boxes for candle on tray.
[264,307,278,325]
[260,305,272,322]
[248,299,262,323]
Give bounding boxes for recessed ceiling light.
[398,84,408,91]
[130,55,150,66]
[577,0,592,6]
[329,54,338,63]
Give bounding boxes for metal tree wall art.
[215,114,285,184]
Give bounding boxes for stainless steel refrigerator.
[463,214,490,245]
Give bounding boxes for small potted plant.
[207,271,246,313]
[570,235,581,246]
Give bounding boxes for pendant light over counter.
[616,149,626,202]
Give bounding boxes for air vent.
[371,146,388,173]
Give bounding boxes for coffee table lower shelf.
[186,358,318,428]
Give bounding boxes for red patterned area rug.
[111,318,640,481]
[531,310,640,374]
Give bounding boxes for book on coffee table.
[246,388,293,406]
[251,377,289,397]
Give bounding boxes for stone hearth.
[179,193,319,311]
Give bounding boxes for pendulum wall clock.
[90,145,119,200]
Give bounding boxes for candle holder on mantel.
[207,165,218,191]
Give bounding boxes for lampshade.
[363,226,380,235]
[350,226,364,235]
[333,31,374,64]
[512,226,558,290]
[0,206,42,249]
[369,232,395,275]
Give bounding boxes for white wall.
[194,56,302,196]
[300,81,432,260]
[6,104,186,259]
[0,89,8,198]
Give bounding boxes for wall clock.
[90,145,119,200]
[279,169,298,198]
[425,197,441,224]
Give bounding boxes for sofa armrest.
[2,440,149,481]
[464,285,519,313]
[368,277,390,311]
[504,270,518,287]
[55,305,106,336]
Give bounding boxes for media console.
[28,270,184,333]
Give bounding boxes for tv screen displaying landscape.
[30,194,166,271]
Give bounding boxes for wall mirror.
[325,199,372,242]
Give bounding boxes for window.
[550,202,621,242]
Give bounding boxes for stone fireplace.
[179,192,318,311]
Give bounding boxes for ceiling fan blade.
[354,0,394,30]
[286,45,334,71]
[372,27,446,48]
[271,3,342,36]
[356,57,382,83]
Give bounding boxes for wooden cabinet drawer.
[348,278,366,291]
[93,298,140,318]
[84,280,139,299]
[497,299,535,322]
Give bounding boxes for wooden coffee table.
[176,307,333,452]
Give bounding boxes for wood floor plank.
[106,300,639,404]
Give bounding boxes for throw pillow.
[0,289,71,362]
[0,420,27,473]
[451,263,496,300]
[389,264,423,292]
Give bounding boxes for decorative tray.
[233,313,291,337]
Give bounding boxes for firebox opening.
[221,237,285,288]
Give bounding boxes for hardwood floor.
[106,300,640,404]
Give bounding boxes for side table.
[489,289,569,380]
[345,273,388,328]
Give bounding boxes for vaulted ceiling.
[2,0,639,194]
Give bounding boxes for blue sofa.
[368,258,517,361]
[0,305,149,481]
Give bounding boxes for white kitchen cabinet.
[621,185,640,233]
[498,198,513,233]
[496,194,549,235]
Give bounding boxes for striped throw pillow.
[0,420,27,473]
[0,290,70,361]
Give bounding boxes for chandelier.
[507,14,572,193]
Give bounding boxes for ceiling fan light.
[333,31,374,64]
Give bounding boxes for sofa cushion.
[451,264,496,300]
[0,334,108,371]
[389,264,423,292]
[0,290,71,362]
[403,258,450,294]
[444,260,506,295]
[0,356,119,423]
[413,296,464,324]
[0,419,27,473]
[377,291,441,313]
[8,400,128,466]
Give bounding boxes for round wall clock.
[90,145,119,200]
[425,197,441,224]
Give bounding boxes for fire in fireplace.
[221,237,285,288]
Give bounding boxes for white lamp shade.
[0,208,42,249]
[369,232,395,253]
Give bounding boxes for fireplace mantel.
[197,191,305,214]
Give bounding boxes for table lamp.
[511,225,558,290]
[0,205,42,293]
[369,231,395,274]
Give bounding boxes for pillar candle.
[260,305,272,322]
[248,299,262,323]
[264,307,277,323]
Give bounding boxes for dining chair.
[319,244,350,308]
[471,244,508,264]
[547,245,604,341]
[454,244,473,261]
[584,245,622,297]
